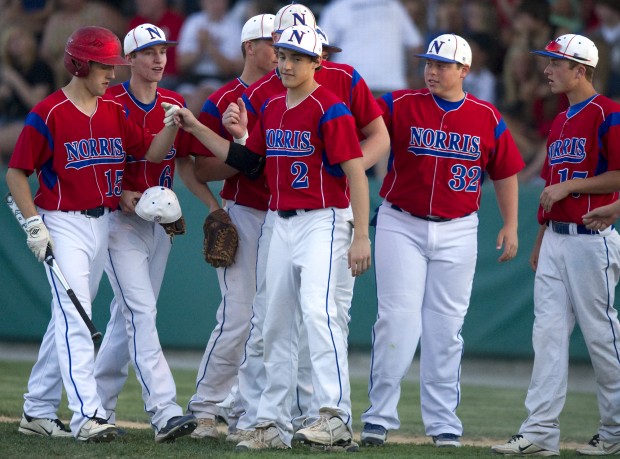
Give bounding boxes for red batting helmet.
[64,26,129,77]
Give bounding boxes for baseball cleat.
[226,428,253,443]
[155,414,197,443]
[310,440,360,453]
[235,425,288,450]
[18,413,72,438]
[576,434,620,456]
[491,434,559,456]
[361,422,387,446]
[433,433,462,447]
[293,408,352,447]
[190,417,219,439]
[76,417,117,442]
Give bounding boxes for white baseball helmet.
[135,186,182,223]
[316,26,342,53]
[124,23,177,56]
[274,3,316,34]
[275,25,322,58]
[532,34,598,68]
[416,34,472,67]
[241,14,275,43]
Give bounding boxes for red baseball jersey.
[107,82,191,193]
[243,62,383,132]
[192,78,270,210]
[9,89,153,211]
[538,94,620,224]
[245,85,363,211]
[378,89,524,219]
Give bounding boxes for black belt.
[390,204,453,222]
[277,209,314,219]
[549,221,605,235]
[62,206,108,218]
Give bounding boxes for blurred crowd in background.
[0,0,619,183]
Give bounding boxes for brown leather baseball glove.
[161,216,186,237]
[203,209,239,268]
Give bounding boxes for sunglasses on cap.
[544,40,592,63]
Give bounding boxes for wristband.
[233,131,249,145]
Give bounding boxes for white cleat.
[76,418,117,442]
[18,413,72,438]
[293,408,352,447]
[491,434,559,456]
[190,417,219,439]
[576,434,620,456]
[236,425,288,450]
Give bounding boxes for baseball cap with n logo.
[124,23,177,56]
[416,34,472,66]
[275,25,321,57]
[274,3,316,34]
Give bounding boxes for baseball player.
[492,34,620,457]
[361,34,524,448]
[6,26,180,441]
[316,26,342,60]
[91,23,222,443]
[231,3,388,443]
[186,13,277,440]
[171,24,371,450]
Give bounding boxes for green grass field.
[0,359,598,457]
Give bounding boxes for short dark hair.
[567,60,594,82]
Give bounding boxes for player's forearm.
[145,126,179,163]
[493,175,519,229]
[188,122,232,161]
[194,155,239,182]
[359,117,390,171]
[176,156,221,212]
[6,167,37,218]
[564,170,620,194]
[343,160,370,239]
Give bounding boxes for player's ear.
[460,64,470,78]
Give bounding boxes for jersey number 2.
[291,162,309,189]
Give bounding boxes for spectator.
[0,25,54,165]
[463,33,498,105]
[127,0,186,89]
[176,0,244,115]
[319,0,423,180]
[319,0,423,97]
[428,0,465,39]
[40,0,128,88]
[0,0,54,41]
[589,0,620,101]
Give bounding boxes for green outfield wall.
[0,175,595,361]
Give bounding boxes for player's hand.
[162,102,181,127]
[171,107,198,131]
[25,215,53,262]
[582,203,619,231]
[496,225,518,262]
[223,98,248,140]
[119,190,142,214]
[529,230,545,271]
[539,182,571,212]
[348,235,371,277]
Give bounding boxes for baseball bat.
[5,193,102,342]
